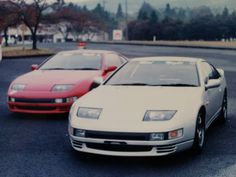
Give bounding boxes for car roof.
[57,49,118,55]
[131,56,206,63]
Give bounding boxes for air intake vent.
[156,145,176,153]
[72,140,83,149]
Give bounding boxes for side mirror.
[31,64,39,71]
[105,66,117,73]
[204,77,209,85]
[217,68,224,77]
[89,77,103,91]
[205,79,221,90]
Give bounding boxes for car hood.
[79,85,203,110]
[72,85,204,132]
[11,70,102,91]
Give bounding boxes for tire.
[192,111,205,154]
[219,92,227,123]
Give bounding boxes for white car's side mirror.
[204,77,209,85]
[217,68,224,77]
[93,77,103,85]
[205,79,221,90]
[89,77,104,91]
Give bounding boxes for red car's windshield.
[40,53,102,70]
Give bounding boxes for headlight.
[77,107,102,119]
[144,110,177,121]
[52,84,74,92]
[11,84,26,91]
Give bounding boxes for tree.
[11,0,52,50]
[92,3,117,39]
[177,8,186,21]
[138,11,148,20]
[82,5,88,11]
[137,1,154,20]
[23,0,50,49]
[128,3,236,41]
[222,7,229,18]
[150,10,158,24]
[93,3,104,16]
[229,11,236,38]
[116,3,124,19]
[0,1,20,46]
[49,4,105,41]
[164,3,171,18]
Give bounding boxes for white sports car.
[68,57,227,156]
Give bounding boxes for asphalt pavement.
[0,43,236,177]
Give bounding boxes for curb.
[2,53,55,59]
[89,41,236,51]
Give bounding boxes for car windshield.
[40,53,102,70]
[105,60,200,87]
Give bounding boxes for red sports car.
[7,50,128,114]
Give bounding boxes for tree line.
[0,1,235,50]
[128,2,236,41]
[0,0,117,49]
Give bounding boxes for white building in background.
[5,24,108,45]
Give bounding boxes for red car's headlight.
[52,84,74,92]
[11,84,26,91]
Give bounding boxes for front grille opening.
[15,106,56,111]
[85,131,150,141]
[86,143,152,152]
[13,98,55,103]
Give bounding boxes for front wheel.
[219,93,227,123]
[192,111,205,154]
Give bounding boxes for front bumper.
[8,102,72,114]
[69,135,194,157]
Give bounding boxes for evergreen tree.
[222,7,229,18]
[116,3,124,19]
[137,1,154,20]
[165,3,171,18]
[93,3,103,15]
[178,8,186,20]
[138,11,148,20]
[83,5,88,11]
[150,10,158,23]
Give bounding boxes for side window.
[202,62,220,80]
[105,54,122,67]
[210,64,221,79]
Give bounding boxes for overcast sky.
[64,0,236,13]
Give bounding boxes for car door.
[201,62,223,122]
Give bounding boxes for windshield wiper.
[42,68,99,70]
[111,83,154,86]
[110,83,197,87]
[159,84,198,87]
[70,68,99,70]
[42,68,66,70]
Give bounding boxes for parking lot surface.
[0,43,236,177]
